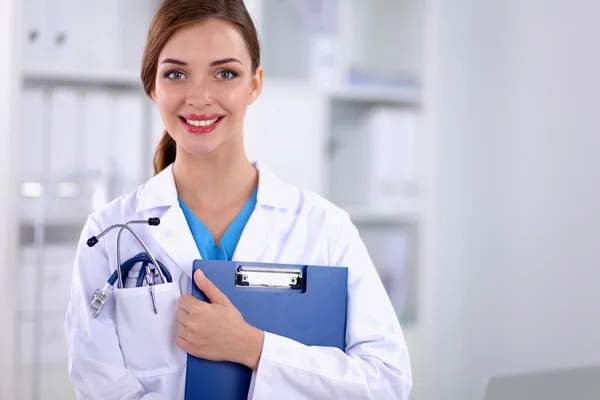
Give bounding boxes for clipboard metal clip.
[235,266,303,290]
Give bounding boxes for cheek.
[220,84,250,116]
[154,84,182,115]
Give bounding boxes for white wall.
[431,1,600,399]
[0,0,19,398]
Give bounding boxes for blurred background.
[1,0,599,399]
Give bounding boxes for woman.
[65,0,412,398]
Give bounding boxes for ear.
[248,66,263,105]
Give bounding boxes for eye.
[216,70,237,80]
[165,71,186,80]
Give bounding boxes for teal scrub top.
[178,189,257,261]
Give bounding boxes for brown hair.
[141,0,261,175]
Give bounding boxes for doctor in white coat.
[65,0,412,398]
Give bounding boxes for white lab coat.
[65,161,412,400]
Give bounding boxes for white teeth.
[185,117,219,127]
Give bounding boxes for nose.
[186,79,212,108]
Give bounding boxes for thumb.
[194,269,232,306]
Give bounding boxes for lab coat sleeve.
[65,215,169,400]
[249,213,412,399]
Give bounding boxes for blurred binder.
[112,93,145,194]
[327,106,419,211]
[19,88,46,219]
[47,88,82,216]
[184,260,348,400]
[81,90,112,211]
[367,107,418,209]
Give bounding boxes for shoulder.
[85,165,176,229]
[276,180,369,275]
[297,187,351,229]
[86,183,147,229]
[257,163,350,230]
[265,171,355,261]
[256,161,353,240]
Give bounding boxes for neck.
[173,145,258,211]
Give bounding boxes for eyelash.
[162,70,239,81]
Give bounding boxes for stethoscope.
[86,218,173,318]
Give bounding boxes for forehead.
[159,18,251,65]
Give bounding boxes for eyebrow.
[160,58,187,66]
[210,57,243,66]
[159,58,243,67]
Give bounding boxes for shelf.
[327,85,421,106]
[261,78,421,107]
[20,215,87,227]
[345,208,418,224]
[21,67,143,90]
[19,216,87,246]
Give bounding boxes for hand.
[176,269,265,370]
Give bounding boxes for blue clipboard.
[184,260,348,400]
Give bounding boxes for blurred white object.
[118,0,156,71]
[308,34,338,87]
[19,316,70,365]
[359,225,414,319]
[345,0,424,83]
[47,88,83,217]
[328,105,419,211]
[18,245,76,365]
[70,0,120,70]
[301,0,340,86]
[19,88,46,220]
[18,245,75,315]
[244,81,327,195]
[21,0,50,68]
[368,107,418,209]
[111,92,145,195]
[261,0,341,86]
[276,0,337,33]
[81,90,112,212]
[483,366,600,400]
[17,87,147,223]
[45,0,77,69]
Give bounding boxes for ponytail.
[153,130,176,175]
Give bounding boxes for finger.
[194,269,232,306]
[176,308,190,327]
[176,321,191,339]
[178,294,208,313]
[176,335,192,354]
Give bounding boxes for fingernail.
[196,269,204,280]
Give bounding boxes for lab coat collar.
[136,160,299,213]
[134,160,298,280]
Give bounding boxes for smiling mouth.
[180,116,223,127]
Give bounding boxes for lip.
[179,114,225,134]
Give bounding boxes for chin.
[172,121,240,157]
[180,142,221,157]
[178,134,230,157]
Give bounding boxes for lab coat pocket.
[114,282,186,377]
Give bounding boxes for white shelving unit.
[10,0,434,399]
[14,1,161,399]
